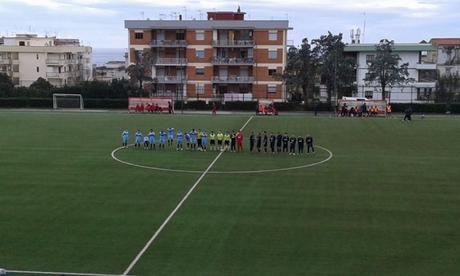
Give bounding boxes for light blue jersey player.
[134,130,142,148]
[159,131,167,149]
[167,127,175,146]
[148,129,156,150]
[121,130,129,147]
[201,131,208,151]
[176,130,184,151]
[189,129,197,150]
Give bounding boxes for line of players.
[121,128,314,155]
[250,132,314,155]
[121,128,244,152]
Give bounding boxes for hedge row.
[391,103,460,114]
[1,98,459,113]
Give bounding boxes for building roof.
[344,43,435,52]
[429,38,460,46]
[124,20,292,30]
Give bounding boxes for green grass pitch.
[1,111,460,275]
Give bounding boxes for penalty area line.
[121,116,253,275]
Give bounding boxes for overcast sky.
[0,0,459,49]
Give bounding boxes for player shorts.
[218,140,223,145]
[168,135,174,140]
[210,140,215,145]
[225,141,229,146]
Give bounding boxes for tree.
[364,39,412,101]
[0,73,14,97]
[30,77,53,91]
[126,49,154,96]
[282,39,318,103]
[312,32,356,105]
[436,72,460,110]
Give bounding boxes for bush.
[0,98,53,108]
[390,103,460,114]
[221,101,257,111]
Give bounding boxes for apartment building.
[94,61,128,83]
[0,34,92,87]
[124,9,291,102]
[344,43,437,103]
[428,38,460,76]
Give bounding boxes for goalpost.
[53,93,84,110]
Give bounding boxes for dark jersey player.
[249,132,255,152]
[297,136,305,154]
[256,132,262,152]
[289,135,297,155]
[262,131,268,152]
[306,135,314,153]
[269,133,276,154]
[276,133,283,153]
[230,131,236,152]
[282,132,289,153]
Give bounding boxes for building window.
[134,32,144,39]
[36,54,39,60]
[268,50,278,60]
[268,30,278,41]
[195,67,205,76]
[196,83,205,94]
[417,88,433,101]
[196,30,205,41]
[268,69,277,76]
[366,55,375,63]
[365,73,371,80]
[19,41,25,46]
[36,67,39,73]
[195,50,205,59]
[267,84,277,93]
[365,91,373,99]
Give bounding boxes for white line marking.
[121,116,253,275]
[111,145,333,174]
[6,269,132,276]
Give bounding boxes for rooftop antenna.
[356,28,361,44]
[362,12,367,43]
[198,10,203,20]
[350,29,355,44]
[182,6,187,20]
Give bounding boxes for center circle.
[111,145,333,174]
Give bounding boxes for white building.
[0,34,92,87]
[93,57,128,83]
[344,43,437,103]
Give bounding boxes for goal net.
[53,94,84,109]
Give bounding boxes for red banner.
[128,97,173,113]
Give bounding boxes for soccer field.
[1,111,460,275]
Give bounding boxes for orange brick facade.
[126,19,289,102]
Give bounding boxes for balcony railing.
[212,76,254,83]
[0,58,12,64]
[46,58,77,65]
[155,76,186,83]
[212,40,254,47]
[154,58,187,66]
[150,40,187,47]
[212,57,254,65]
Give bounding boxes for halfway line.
[121,116,253,275]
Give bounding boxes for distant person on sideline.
[404,107,412,121]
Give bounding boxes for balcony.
[212,57,254,66]
[415,63,437,70]
[212,76,254,84]
[46,58,76,66]
[212,40,254,47]
[150,40,187,48]
[154,76,186,84]
[0,58,12,64]
[153,58,187,66]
